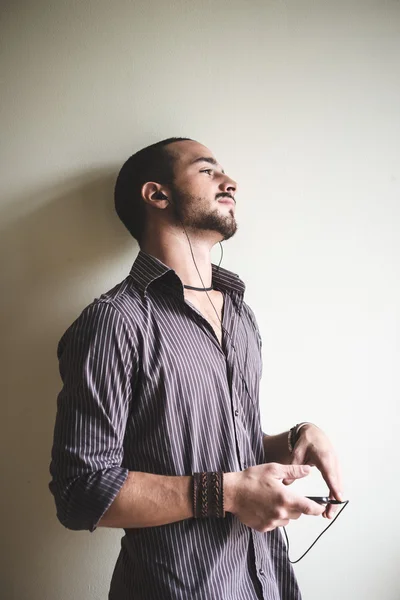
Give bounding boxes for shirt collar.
[129,250,245,304]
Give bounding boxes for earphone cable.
[180,221,253,402]
[217,241,223,271]
[282,500,349,563]
[180,216,347,561]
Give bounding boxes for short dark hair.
[114,137,193,244]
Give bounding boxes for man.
[49,137,343,599]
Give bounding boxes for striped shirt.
[49,250,301,600]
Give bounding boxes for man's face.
[167,140,238,241]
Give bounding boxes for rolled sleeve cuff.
[51,467,129,532]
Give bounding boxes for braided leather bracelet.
[193,472,225,519]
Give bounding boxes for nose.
[220,174,237,196]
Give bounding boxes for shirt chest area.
[125,291,262,473]
[139,291,229,393]
[133,290,260,410]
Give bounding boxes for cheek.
[174,175,216,208]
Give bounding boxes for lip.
[218,198,235,207]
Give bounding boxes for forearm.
[263,432,292,464]
[98,470,237,529]
[98,471,192,528]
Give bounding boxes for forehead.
[168,140,218,167]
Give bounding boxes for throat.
[183,290,224,346]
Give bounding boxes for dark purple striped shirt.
[49,250,301,600]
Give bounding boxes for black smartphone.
[306,496,347,505]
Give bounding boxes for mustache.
[216,193,236,203]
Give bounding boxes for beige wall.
[1,1,399,598]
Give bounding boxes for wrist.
[296,422,317,443]
[192,472,225,518]
[264,431,293,464]
[289,422,314,452]
[223,471,241,514]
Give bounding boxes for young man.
[49,137,343,599]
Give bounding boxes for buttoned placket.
[157,281,267,598]
[221,296,267,600]
[219,293,250,474]
[169,286,246,469]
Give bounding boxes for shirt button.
[234,409,239,417]
[259,569,265,575]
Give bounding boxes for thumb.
[296,496,326,517]
[271,464,311,481]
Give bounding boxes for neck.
[141,223,220,288]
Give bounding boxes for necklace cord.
[184,284,213,291]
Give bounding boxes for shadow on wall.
[0,171,135,599]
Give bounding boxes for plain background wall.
[1,0,399,598]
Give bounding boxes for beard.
[170,187,238,241]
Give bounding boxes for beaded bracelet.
[288,422,312,453]
[193,472,225,519]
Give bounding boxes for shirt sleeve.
[48,301,138,532]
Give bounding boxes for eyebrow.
[190,156,225,174]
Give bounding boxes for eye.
[201,169,213,175]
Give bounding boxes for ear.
[141,182,170,209]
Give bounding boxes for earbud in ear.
[153,191,168,200]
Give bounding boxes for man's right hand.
[224,463,325,532]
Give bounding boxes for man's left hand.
[283,424,343,519]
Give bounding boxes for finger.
[282,478,295,486]
[317,455,343,501]
[294,497,325,517]
[289,511,301,521]
[325,493,341,519]
[264,519,290,532]
[291,447,307,466]
[316,455,343,503]
[285,506,305,520]
[273,519,290,529]
[270,463,311,481]
[325,504,338,519]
